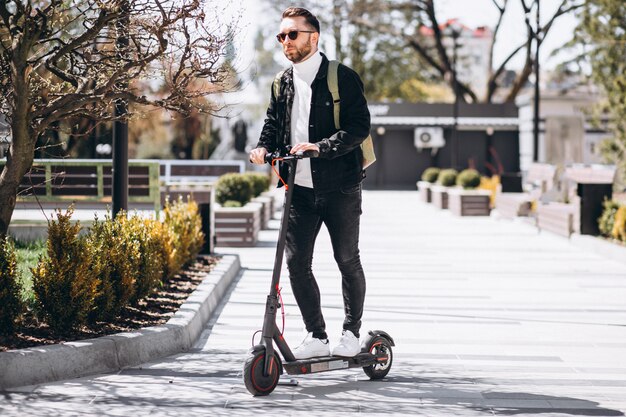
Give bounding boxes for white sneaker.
[292,333,330,360]
[331,330,361,357]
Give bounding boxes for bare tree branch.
[490,0,506,12]
[0,0,237,236]
[504,15,535,102]
[540,0,585,43]
[486,41,527,102]
[488,0,508,82]
[423,1,478,102]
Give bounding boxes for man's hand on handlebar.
[250,144,320,164]
[249,147,267,165]
[290,143,319,155]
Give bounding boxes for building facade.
[364,102,519,189]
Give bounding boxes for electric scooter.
[243,149,394,396]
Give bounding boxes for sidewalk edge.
[0,254,241,390]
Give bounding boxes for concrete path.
[2,191,626,416]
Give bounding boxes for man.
[249,7,370,359]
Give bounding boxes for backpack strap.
[327,60,341,130]
[272,69,286,99]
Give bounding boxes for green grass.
[14,239,46,304]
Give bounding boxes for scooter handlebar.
[264,149,319,164]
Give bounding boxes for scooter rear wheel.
[363,336,393,380]
[243,350,280,396]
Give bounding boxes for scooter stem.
[261,158,298,375]
[269,157,297,297]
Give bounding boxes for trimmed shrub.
[223,200,242,208]
[457,169,482,190]
[612,206,626,242]
[152,218,178,282]
[0,237,22,335]
[421,167,441,184]
[215,173,253,206]
[243,172,271,198]
[32,209,99,332]
[598,200,620,238]
[437,169,458,187]
[87,212,141,321]
[164,197,205,274]
[121,215,165,303]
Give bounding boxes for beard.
[284,39,313,63]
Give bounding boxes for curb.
[0,254,241,390]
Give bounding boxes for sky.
[228,0,580,72]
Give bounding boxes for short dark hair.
[282,7,320,33]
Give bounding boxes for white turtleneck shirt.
[291,50,322,188]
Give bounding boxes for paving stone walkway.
[1,191,626,416]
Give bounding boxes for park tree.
[262,1,583,103]
[260,0,438,102]
[571,0,626,188]
[349,0,585,103]
[0,0,236,237]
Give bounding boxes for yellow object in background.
[612,206,626,242]
[479,175,499,208]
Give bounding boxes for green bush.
[243,172,271,198]
[613,206,626,242]
[215,173,253,206]
[437,169,458,187]
[598,200,620,238]
[120,215,165,303]
[32,208,99,332]
[456,169,482,190]
[222,200,243,208]
[421,167,441,183]
[87,212,141,321]
[153,218,178,282]
[164,197,205,274]
[0,237,23,335]
[25,199,205,329]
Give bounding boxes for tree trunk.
[0,128,35,239]
[0,59,36,238]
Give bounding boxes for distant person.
[232,119,248,153]
[249,7,371,359]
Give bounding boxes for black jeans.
[285,184,366,340]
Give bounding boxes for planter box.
[215,202,262,247]
[430,185,449,209]
[416,181,433,203]
[448,188,492,216]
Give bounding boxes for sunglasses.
[276,30,315,43]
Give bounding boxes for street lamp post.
[448,24,462,171]
[533,0,541,163]
[113,0,130,217]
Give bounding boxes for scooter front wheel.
[363,336,393,380]
[243,350,280,396]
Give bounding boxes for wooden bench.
[3,159,161,212]
[495,163,557,219]
[160,160,244,186]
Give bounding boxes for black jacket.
[257,53,371,194]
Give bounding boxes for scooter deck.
[282,352,381,375]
